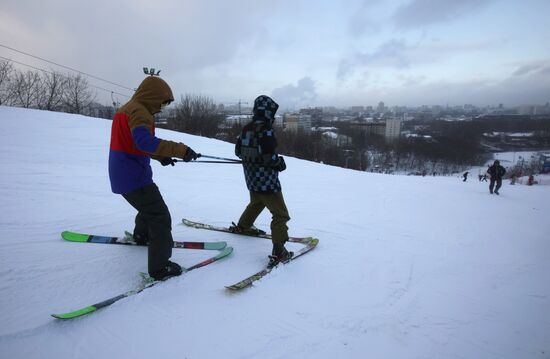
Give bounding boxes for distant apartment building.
[365,122,386,136]
[361,118,401,141]
[284,114,312,133]
[518,104,550,115]
[350,106,365,114]
[385,118,402,141]
[322,106,338,114]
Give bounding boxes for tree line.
[0,60,97,115]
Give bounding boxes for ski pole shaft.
[189,160,242,164]
[173,159,242,164]
[198,154,241,162]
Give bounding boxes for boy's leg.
[238,192,266,229]
[123,183,173,274]
[132,213,149,244]
[489,179,495,193]
[261,192,290,250]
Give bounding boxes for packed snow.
[0,106,549,359]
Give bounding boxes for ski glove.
[160,157,176,166]
[183,147,199,162]
[273,156,286,172]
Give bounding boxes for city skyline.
[1,0,549,109]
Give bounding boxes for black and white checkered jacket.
[235,116,283,193]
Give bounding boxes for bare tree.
[8,69,42,108]
[0,60,14,105]
[171,94,222,138]
[38,71,67,111]
[62,73,95,114]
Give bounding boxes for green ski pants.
[238,191,290,244]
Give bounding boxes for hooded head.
[253,95,279,122]
[132,76,174,115]
[494,160,500,166]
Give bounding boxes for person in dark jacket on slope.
[231,95,293,268]
[109,75,198,280]
[486,160,506,195]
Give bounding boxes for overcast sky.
[1,0,549,109]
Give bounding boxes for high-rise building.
[385,118,402,142]
[284,114,312,133]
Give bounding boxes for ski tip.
[60,230,74,239]
[205,241,228,250]
[225,285,242,291]
[61,231,90,242]
[51,306,97,320]
[308,238,320,246]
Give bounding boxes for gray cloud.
[392,0,496,29]
[369,63,549,106]
[0,0,272,96]
[337,39,413,80]
[327,58,550,107]
[271,77,318,110]
[348,0,383,38]
[337,35,495,81]
[512,60,550,77]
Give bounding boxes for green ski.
[225,238,318,290]
[52,246,233,319]
[61,230,227,250]
[181,219,319,290]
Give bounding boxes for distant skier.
[231,95,293,268]
[481,167,489,182]
[108,75,198,280]
[487,160,506,195]
[463,171,469,182]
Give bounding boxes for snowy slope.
[0,106,549,359]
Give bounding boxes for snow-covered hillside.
[0,106,549,359]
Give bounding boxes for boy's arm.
[128,107,188,159]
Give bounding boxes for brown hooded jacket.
[117,76,187,159]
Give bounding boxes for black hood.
[253,95,279,121]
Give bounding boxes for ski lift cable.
[0,55,130,98]
[0,43,134,92]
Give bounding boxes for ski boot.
[123,231,149,246]
[229,222,266,236]
[150,261,183,281]
[267,243,294,268]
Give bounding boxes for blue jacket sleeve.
[132,126,161,154]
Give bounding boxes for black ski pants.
[122,183,173,274]
[489,178,502,193]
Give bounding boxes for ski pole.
[198,154,241,162]
[173,153,243,165]
[185,160,242,164]
[173,159,242,164]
